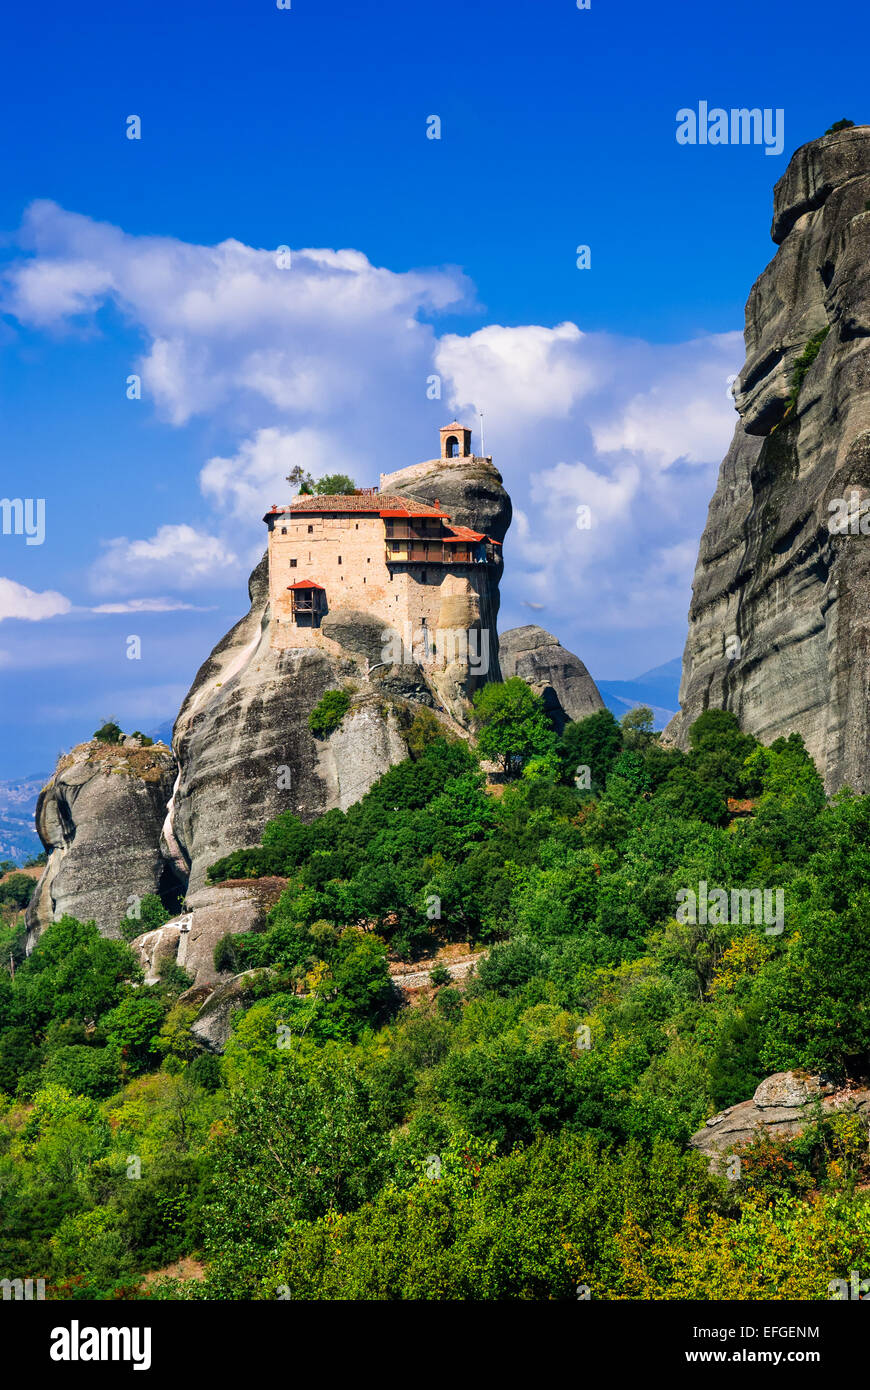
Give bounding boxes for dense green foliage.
[472,677,556,776]
[0,874,35,909]
[307,688,352,738]
[4,689,870,1300]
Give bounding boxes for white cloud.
[3,202,745,666]
[0,577,72,622]
[436,322,597,423]
[90,524,240,595]
[90,598,207,613]
[3,202,471,427]
[199,426,359,520]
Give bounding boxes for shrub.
[119,892,172,942]
[214,935,239,973]
[308,688,351,738]
[824,118,855,134]
[93,720,124,744]
[187,1052,223,1092]
[42,1045,122,1098]
[785,326,829,413]
[0,873,36,909]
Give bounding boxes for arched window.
[445,435,459,458]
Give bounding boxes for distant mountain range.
[595,658,681,731]
[0,774,48,865]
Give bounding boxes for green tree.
[101,992,168,1071]
[0,873,36,909]
[472,678,556,778]
[557,709,623,791]
[93,720,123,744]
[620,705,655,749]
[308,688,351,738]
[314,474,357,495]
[204,1058,390,1296]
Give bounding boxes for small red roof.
[287,579,325,590]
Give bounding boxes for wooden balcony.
[385,543,484,566]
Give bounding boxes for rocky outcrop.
[168,558,433,900]
[127,882,273,991]
[25,740,179,947]
[690,1070,870,1171]
[130,920,185,985]
[498,626,606,732]
[190,969,277,1052]
[669,126,870,791]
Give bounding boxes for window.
[281,526,287,534]
[367,556,371,563]
[290,558,297,568]
[355,523,359,529]
[445,434,459,458]
[338,555,342,564]
[308,524,313,534]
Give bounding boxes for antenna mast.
[479,412,486,458]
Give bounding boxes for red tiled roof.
[287,579,325,590]
[279,492,448,517]
[443,524,484,542]
[379,508,448,519]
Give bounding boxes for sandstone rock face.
[669,126,870,791]
[168,559,438,898]
[25,741,179,948]
[129,922,184,985]
[498,626,606,732]
[170,457,512,896]
[690,1070,870,1171]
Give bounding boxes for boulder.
[498,625,606,731]
[689,1070,870,1171]
[190,969,276,1052]
[25,740,179,948]
[129,921,184,985]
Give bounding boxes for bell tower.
[440,421,472,460]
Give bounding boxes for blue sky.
[0,0,866,778]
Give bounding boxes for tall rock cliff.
[669,125,870,791]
